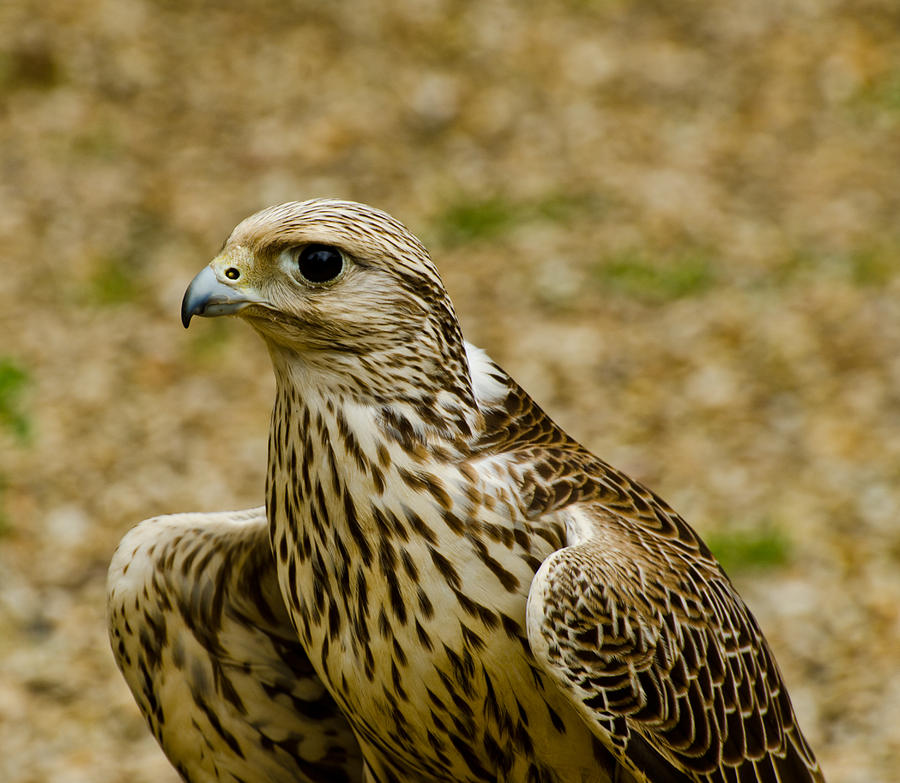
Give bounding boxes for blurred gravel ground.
[1,1,899,781]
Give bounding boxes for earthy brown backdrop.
[1,1,899,781]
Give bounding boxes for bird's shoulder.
[467,346,711,562]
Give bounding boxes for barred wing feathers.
[107,507,363,783]
[526,500,824,783]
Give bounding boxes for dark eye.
[297,244,344,284]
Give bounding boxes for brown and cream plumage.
[109,199,825,782]
[107,508,364,782]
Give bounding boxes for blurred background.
[1,1,899,781]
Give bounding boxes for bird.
[109,198,825,783]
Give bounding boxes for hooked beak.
[181,266,265,328]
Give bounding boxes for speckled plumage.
[109,199,825,782]
[107,508,364,783]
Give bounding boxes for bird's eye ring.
[224,267,240,280]
[296,244,345,285]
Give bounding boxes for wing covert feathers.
[526,505,824,783]
[106,508,363,783]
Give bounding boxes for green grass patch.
[852,69,900,116]
[592,251,715,301]
[705,525,791,573]
[435,197,519,245]
[848,246,897,286]
[87,254,143,305]
[0,358,31,442]
[431,191,604,247]
[0,358,31,538]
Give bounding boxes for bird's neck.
[265,346,483,568]
[266,342,485,451]
[264,351,482,632]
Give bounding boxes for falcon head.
[182,199,475,406]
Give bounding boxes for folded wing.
[107,507,363,783]
[526,503,824,783]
